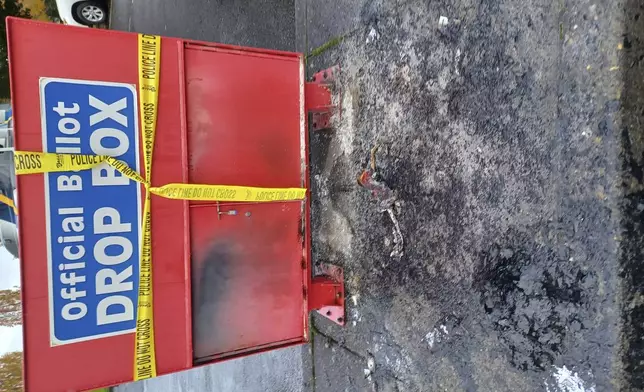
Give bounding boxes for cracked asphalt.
[111,0,644,391]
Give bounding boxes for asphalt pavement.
[304,0,644,390]
[109,0,295,51]
[110,0,644,391]
[115,346,303,392]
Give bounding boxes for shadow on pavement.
[619,0,644,389]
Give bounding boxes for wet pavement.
[110,0,644,390]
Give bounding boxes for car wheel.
[76,1,107,26]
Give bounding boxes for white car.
[55,0,108,27]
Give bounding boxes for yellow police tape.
[13,151,307,203]
[11,34,306,381]
[0,193,17,215]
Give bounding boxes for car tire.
[75,1,107,26]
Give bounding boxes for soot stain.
[476,230,596,372]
